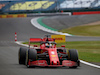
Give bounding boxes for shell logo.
[51,55,56,57]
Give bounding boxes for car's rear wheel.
[68,49,79,68]
[26,49,37,68]
[18,47,28,65]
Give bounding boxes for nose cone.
[52,61,59,65]
[53,61,57,65]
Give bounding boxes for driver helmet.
[45,43,52,48]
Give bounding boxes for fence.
[0,0,100,14]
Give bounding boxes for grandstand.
[0,0,100,14]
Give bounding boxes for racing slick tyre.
[68,49,79,68]
[26,49,37,68]
[18,47,28,65]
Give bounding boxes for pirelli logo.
[51,35,66,43]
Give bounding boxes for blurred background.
[0,0,100,14]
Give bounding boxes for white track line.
[80,60,100,68]
[30,17,100,69]
[31,17,72,36]
[15,41,29,47]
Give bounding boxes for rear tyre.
[68,49,79,68]
[26,49,37,68]
[18,47,28,65]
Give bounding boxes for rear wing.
[29,38,42,47]
[29,38,42,42]
[29,38,55,43]
[29,38,55,47]
[43,38,55,42]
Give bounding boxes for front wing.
[28,60,78,67]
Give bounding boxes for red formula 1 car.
[18,35,80,68]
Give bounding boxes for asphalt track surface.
[0,17,100,75]
[42,14,100,30]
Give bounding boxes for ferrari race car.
[18,36,80,68]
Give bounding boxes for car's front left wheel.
[26,49,37,68]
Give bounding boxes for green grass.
[23,41,100,63]
[57,41,100,63]
[59,25,100,36]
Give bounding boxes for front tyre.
[26,49,37,68]
[18,47,28,65]
[28,49,37,61]
[68,49,79,68]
